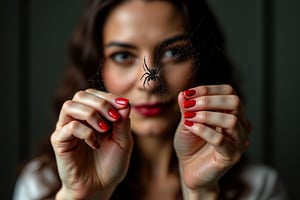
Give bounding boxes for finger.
[86,89,130,109]
[184,111,248,142]
[52,120,100,151]
[111,105,133,153]
[56,100,109,133]
[178,91,186,113]
[183,122,244,161]
[73,90,121,122]
[215,125,250,151]
[184,84,236,99]
[184,94,251,127]
[183,85,251,129]
[184,95,240,111]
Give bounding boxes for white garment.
[224,163,288,200]
[13,158,289,200]
[13,158,59,200]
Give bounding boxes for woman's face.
[102,0,197,137]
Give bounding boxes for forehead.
[102,1,186,43]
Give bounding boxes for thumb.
[177,91,186,114]
[174,92,193,152]
[176,91,186,129]
[111,105,133,153]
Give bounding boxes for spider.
[140,57,161,88]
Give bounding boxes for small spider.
[140,57,161,88]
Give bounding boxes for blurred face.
[102,0,197,136]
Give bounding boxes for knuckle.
[201,95,210,106]
[85,88,95,93]
[199,85,209,95]
[194,123,206,133]
[94,98,106,109]
[50,131,57,144]
[212,133,224,146]
[231,95,241,108]
[62,100,73,110]
[199,111,209,122]
[227,114,238,128]
[73,90,86,100]
[86,109,99,120]
[68,120,81,131]
[104,92,114,99]
[223,84,235,94]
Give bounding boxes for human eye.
[110,51,135,66]
[161,45,194,63]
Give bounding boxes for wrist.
[55,187,73,200]
[187,185,220,200]
[55,185,116,200]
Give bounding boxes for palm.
[174,123,233,188]
[53,123,133,199]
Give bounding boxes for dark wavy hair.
[30,0,249,199]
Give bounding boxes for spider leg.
[140,72,149,80]
[143,57,151,72]
[143,77,149,88]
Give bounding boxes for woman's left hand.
[174,84,251,191]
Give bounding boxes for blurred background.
[1,0,299,199]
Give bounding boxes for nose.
[138,57,162,91]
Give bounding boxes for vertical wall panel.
[28,0,85,155]
[274,0,300,198]
[208,0,264,162]
[0,0,20,199]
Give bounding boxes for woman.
[13,0,287,199]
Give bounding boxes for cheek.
[102,66,136,94]
[164,62,196,91]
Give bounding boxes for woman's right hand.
[51,89,133,199]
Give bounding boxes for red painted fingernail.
[115,98,129,106]
[184,111,196,118]
[98,120,110,131]
[108,108,120,120]
[184,100,196,108]
[184,120,194,126]
[184,89,196,97]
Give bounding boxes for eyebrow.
[159,34,191,48]
[104,42,137,49]
[104,34,190,49]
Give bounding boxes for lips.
[133,103,165,117]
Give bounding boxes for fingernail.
[184,89,196,97]
[184,111,196,118]
[98,120,110,131]
[184,100,196,108]
[108,108,120,120]
[184,120,194,126]
[115,98,129,106]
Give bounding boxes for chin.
[131,117,179,138]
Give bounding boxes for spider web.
[138,9,221,95]
[88,9,221,95]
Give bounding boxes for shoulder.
[238,160,289,200]
[13,156,59,200]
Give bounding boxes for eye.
[110,51,135,66]
[161,45,194,63]
[164,49,178,59]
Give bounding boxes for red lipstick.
[134,103,164,117]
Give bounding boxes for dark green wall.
[1,0,299,199]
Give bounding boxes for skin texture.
[51,1,251,199]
[102,1,195,137]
